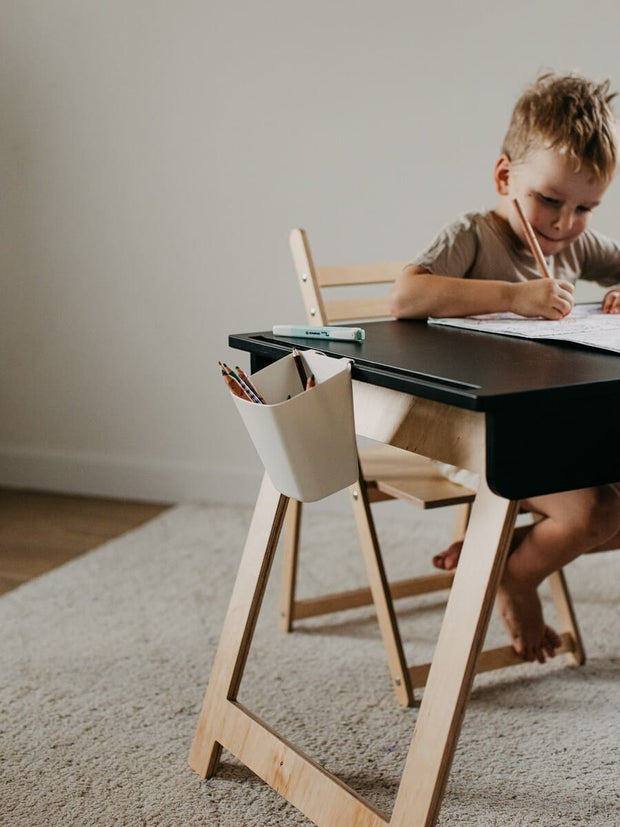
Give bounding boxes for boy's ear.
[494,154,511,195]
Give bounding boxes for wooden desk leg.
[188,473,289,778]
[390,479,519,827]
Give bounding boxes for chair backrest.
[289,228,406,325]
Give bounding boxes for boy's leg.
[433,482,620,571]
[497,484,620,663]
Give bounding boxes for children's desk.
[189,319,620,826]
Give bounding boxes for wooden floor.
[0,489,170,596]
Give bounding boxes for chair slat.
[316,262,406,287]
[324,297,392,323]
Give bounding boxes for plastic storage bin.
[231,350,358,502]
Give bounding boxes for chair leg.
[279,499,302,632]
[348,478,414,707]
[547,568,586,666]
[452,501,472,542]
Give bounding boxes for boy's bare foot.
[495,577,561,663]
[434,539,562,661]
[432,525,532,571]
[432,540,463,570]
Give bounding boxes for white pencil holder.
[231,351,358,502]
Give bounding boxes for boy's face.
[494,147,610,257]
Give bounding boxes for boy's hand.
[602,285,620,314]
[510,279,574,320]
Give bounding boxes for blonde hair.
[502,72,618,180]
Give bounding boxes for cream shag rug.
[1,500,619,826]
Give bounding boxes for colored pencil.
[291,349,307,390]
[235,366,265,403]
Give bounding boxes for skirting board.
[0,446,261,505]
[0,446,356,512]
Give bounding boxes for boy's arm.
[389,264,575,320]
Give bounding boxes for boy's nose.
[552,208,575,234]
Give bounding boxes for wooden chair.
[279,228,586,707]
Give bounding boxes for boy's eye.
[535,193,594,214]
[537,193,561,206]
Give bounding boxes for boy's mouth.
[533,228,557,243]
[534,229,566,248]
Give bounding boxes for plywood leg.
[348,477,414,707]
[189,473,289,778]
[390,479,519,826]
[547,568,586,666]
[279,499,302,632]
[452,501,472,541]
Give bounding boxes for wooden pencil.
[513,197,552,279]
[292,349,307,390]
[235,366,265,403]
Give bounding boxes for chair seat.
[359,444,476,508]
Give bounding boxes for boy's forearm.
[390,268,515,319]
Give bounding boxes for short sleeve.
[578,229,620,286]
[411,214,479,278]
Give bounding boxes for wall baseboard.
[0,446,263,505]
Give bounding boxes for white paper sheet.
[428,302,620,354]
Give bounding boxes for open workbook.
[428,302,620,355]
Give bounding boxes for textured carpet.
[1,500,619,826]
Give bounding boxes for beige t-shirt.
[412,210,620,287]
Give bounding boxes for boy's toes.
[432,541,463,571]
[543,625,561,657]
[512,634,544,663]
[526,644,542,663]
[523,637,545,664]
[511,635,529,661]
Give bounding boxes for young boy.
[390,72,620,665]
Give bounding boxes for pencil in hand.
[512,197,552,280]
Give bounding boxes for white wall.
[1,1,620,504]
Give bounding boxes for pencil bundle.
[219,352,318,402]
[219,362,264,403]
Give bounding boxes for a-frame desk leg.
[189,475,518,826]
[189,473,289,778]
[389,479,519,826]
